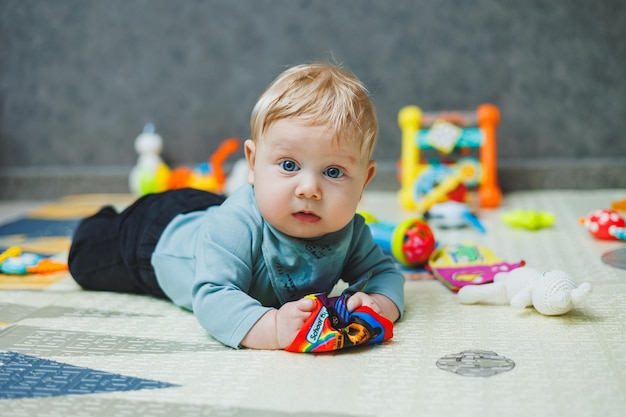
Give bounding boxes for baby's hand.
[346,292,400,322]
[275,297,317,349]
[346,291,382,314]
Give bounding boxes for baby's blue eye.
[280,160,299,172]
[324,167,344,179]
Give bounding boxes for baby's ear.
[363,160,377,189]
[244,139,256,185]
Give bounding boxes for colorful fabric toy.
[285,293,393,353]
[427,243,525,292]
[457,266,592,316]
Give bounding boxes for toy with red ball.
[360,212,436,267]
[579,209,626,240]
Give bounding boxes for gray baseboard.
[369,158,626,192]
[1,158,625,200]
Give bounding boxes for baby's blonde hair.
[250,62,378,160]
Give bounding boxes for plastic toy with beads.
[397,104,502,212]
[579,209,626,240]
[359,212,436,268]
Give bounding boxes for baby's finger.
[346,293,365,311]
[347,293,381,313]
[297,297,317,312]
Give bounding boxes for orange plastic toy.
[168,138,241,193]
[398,104,502,211]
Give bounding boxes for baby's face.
[245,119,376,239]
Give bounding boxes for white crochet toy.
[457,266,592,316]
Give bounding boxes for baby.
[69,62,405,349]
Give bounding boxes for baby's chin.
[271,222,331,240]
[284,228,328,240]
[280,221,353,240]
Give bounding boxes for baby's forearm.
[240,309,280,350]
[240,297,317,350]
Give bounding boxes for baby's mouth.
[293,211,321,223]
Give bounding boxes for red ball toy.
[580,209,626,240]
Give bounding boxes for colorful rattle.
[360,213,436,267]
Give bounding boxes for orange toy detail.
[26,259,68,274]
[210,138,241,187]
[476,104,502,208]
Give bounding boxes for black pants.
[68,188,226,298]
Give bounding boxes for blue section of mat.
[0,351,178,399]
[0,218,81,238]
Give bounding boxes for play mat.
[1,189,625,417]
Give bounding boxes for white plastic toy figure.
[457,266,592,315]
[128,123,166,195]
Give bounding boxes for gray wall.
[1,0,625,199]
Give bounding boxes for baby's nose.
[295,175,321,200]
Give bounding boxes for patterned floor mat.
[0,190,625,417]
[0,194,134,289]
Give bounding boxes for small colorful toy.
[579,209,626,240]
[167,138,241,193]
[398,104,502,211]
[458,266,592,316]
[285,293,393,353]
[501,209,556,230]
[129,124,241,196]
[360,212,436,267]
[427,243,525,292]
[0,246,68,275]
[425,201,486,233]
